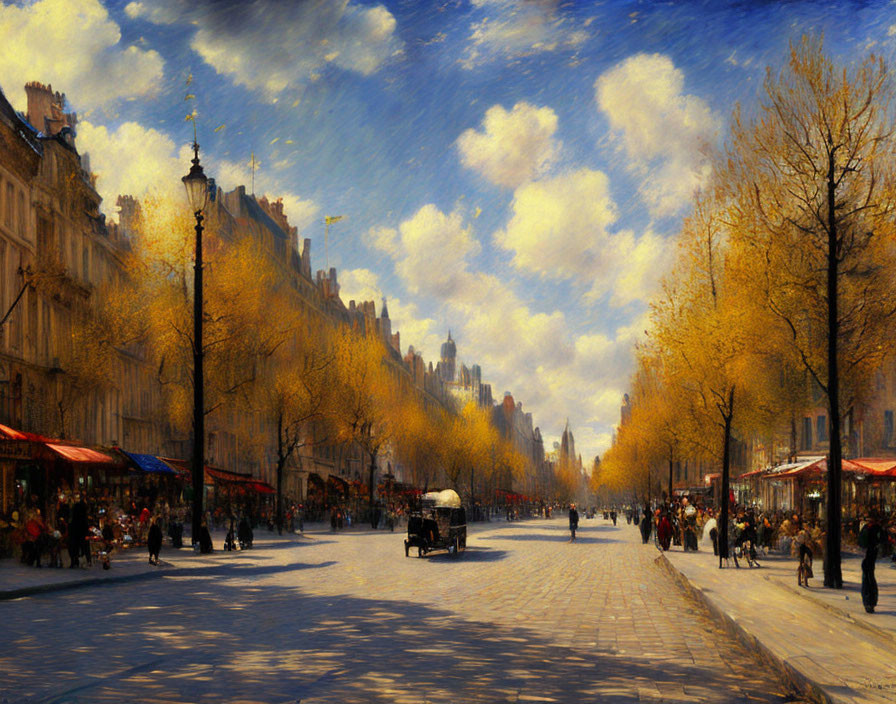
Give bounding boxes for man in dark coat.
[198,520,213,554]
[859,513,885,613]
[639,505,652,544]
[147,516,163,565]
[568,503,579,542]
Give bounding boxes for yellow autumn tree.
[392,396,443,491]
[722,37,896,587]
[650,188,760,565]
[329,325,399,526]
[120,195,288,436]
[251,307,335,533]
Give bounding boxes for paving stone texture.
[662,535,896,704]
[0,518,805,703]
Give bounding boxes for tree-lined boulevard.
[594,38,896,588]
[0,517,806,704]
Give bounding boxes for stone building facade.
[0,82,164,511]
[0,80,556,512]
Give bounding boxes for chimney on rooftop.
[25,81,76,137]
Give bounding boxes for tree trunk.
[275,411,284,536]
[368,451,377,529]
[718,387,734,568]
[470,465,475,515]
[824,149,843,589]
[668,454,674,506]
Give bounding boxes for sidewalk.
[0,527,312,600]
[657,538,896,704]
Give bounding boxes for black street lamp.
[183,141,209,547]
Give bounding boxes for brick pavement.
[661,535,896,703]
[0,518,800,703]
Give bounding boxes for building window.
[5,183,13,228]
[885,410,894,448]
[18,192,25,238]
[817,415,828,444]
[801,417,813,450]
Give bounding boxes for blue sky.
[2,0,894,461]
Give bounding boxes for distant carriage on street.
[405,489,466,558]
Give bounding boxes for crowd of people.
[0,491,189,569]
[0,485,294,567]
[616,497,896,614]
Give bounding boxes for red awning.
[844,458,896,477]
[248,481,276,494]
[45,443,120,464]
[0,424,53,443]
[206,466,254,484]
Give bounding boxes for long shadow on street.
[1,559,795,704]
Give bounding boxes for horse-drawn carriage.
[404,489,466,558]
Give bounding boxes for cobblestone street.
[0,518,800,703]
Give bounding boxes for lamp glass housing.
[182,162,209,214]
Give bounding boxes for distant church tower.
[560,419,576,464]
[380,297,392,342]
[440,330,456,383]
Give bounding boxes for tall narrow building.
[439,330,456,383]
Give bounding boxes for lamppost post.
[183,141,209,547]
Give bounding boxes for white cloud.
[462,0,589,69]
[78,122,319,230]
[368,204,481,299]
[492,168,667,306]
[457,102,560,189]
[369,203,645,461]
[77,120,186,213]
[339,268,442,359]
[365,226,400,258]
[278,195,320,235]
[581,228,668,307]
[124,1,180,24]
[494,168,616,279]
[0,0,164,112]
[595,53,720,218]
[127,0,402,99]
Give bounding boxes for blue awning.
[124,451,177,474]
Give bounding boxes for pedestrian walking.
[147,516,163,565]
[568,503,579,542]
[657,510,672,551]
[639,505,652,544]
[610,509,617,526]
[198,519,213,554]
[702,513,718,555]
[859,513,885,613]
